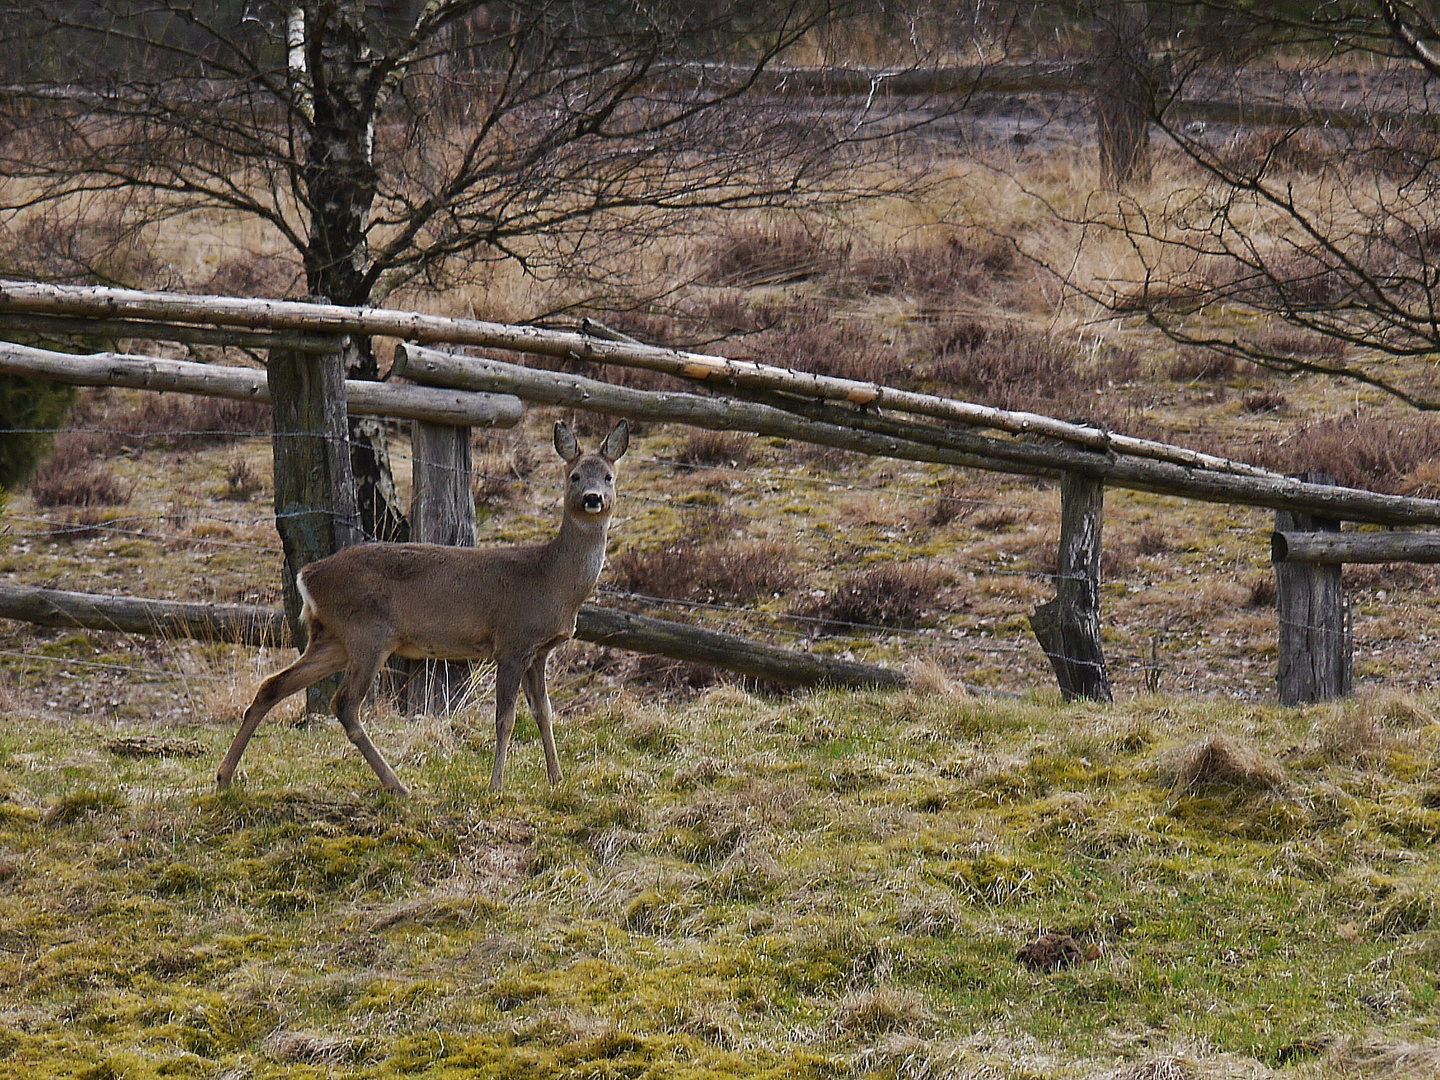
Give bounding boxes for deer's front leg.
[490,656,528,792]
[522,651,561,784]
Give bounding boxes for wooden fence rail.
[0,342,523,428]
[0,583,908,691]
[1272,530,1440,565]
[394,345,1440,528]
[11,282,1440,705]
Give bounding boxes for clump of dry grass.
[1242,388,1288,413]
[919,476,978,528]
[223,457,262,500]
[1168,348,1236,383]
[832,987,936,1036]
[672,430,753,470]
[700,222,848,288]
[1161,734,1285,794]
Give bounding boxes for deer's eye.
[605,474,613,483]
[570,473,579,482]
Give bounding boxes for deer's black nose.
[582,493,605,513]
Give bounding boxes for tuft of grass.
[1161,733,1285,794]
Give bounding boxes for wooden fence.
[4,280,1439,705]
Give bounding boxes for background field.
[5,45,1440,1079]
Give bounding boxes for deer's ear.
[601,420,629,462]
[554,420,580,462]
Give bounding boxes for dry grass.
[1256,411,1440,491]
[1161,733,1286,794]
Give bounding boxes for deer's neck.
[548,512,611,595]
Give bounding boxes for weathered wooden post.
[1030,472,1112,701]
[405,419,477,714]
[267,336,361,634]
[1274,473,1351,705]
[267,334,361,711]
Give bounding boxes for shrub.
[63,389,272,457]
[611,539,799,604]
[1256,411,1440,492]
[800,562,946,633]
[0,374,75,490]
[922,327,1099,412]
[741,301,902,386]
[29,439,130,508]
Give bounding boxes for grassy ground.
[1,683,1438,1078]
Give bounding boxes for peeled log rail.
[394,345,1440,527]
[0,312,343,354]
[0,280,1276,478]
[0,584,906,690]
[0,583,289,647]
[0,341,523,428]
[1272,530,1440,564]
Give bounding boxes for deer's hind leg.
[217,626,347,789]
[330,638,408,795]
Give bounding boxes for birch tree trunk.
[294,1,408,542]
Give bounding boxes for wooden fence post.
[267,339,361,627]
[1030,472,1112,701]
[267,336,361,712]
[404,420,477,714]
[1275,473,1351,705]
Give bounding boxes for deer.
[216,419,630,795]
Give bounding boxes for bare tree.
[1092,0,1157,187]
[1034,1,1440,410]
[0,0,880,630]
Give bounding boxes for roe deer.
[217,420,630,794]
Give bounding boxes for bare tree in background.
[1035,0,1440,410]
[0,0,885,630]
[1092,0,1157,187]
